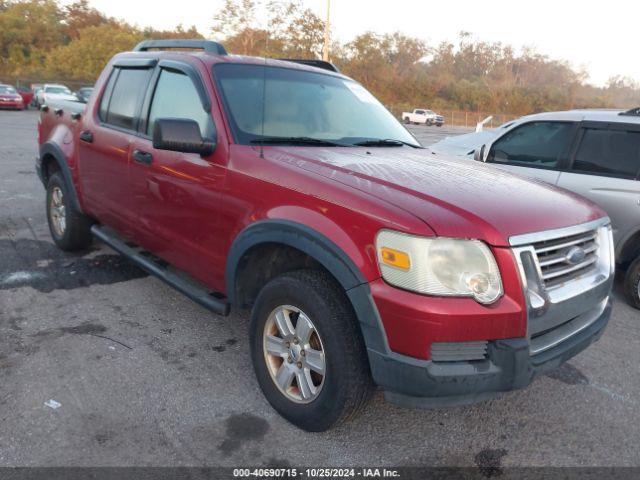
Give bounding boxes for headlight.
[376,230,503,304]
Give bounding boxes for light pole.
[323,0,331,61]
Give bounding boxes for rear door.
[485,121,578,185]
[557,122,640,250]
[78,61,154,232]
[128,59,228,288]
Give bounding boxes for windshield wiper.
[250,136,352,147]
[352,138,423,148]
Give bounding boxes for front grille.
[530,229,599,289]
[510,219,613,355]
[430,341,488,362]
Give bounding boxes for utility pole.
[323,0,331,61]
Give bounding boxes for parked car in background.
[31,84,44,108]
[0,84,25,110]
[37,39,614,431]
[74,87,94,103]
[36,84,76,106]
[402,108,444,126]
[16,87,34,108]
[432,109,640,308]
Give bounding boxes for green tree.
[0,0,65,76]
[45,23,141,79]
[63,0,107,40]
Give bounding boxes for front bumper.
[0,100,23,109]
[371,297,611,408]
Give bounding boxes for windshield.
[45,86,71,94]
[214,64,420,147]
[0,86,17,94]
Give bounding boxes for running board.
[91,225,230,316]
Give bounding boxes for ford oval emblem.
[565,246,587,265]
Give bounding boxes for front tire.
[624,256,640,309]
[250,269,373,431]
[46,171,93,251]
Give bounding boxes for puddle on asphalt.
[0,238,148,292]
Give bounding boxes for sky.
[62,0,640,87]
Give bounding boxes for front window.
[147,69,213,137]
[214,64,419,147]
[487,121,574,168]
[0,86,17,94]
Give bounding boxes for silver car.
[433,109,640,308]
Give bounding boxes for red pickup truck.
[36,40,615,431]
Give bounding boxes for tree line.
[1,0,639,115]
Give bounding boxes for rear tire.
[403,117,410,124]
[46,171,93,251]
[624,256,640,309]
[250,269,373,431]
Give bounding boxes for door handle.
[79,130,93,143]
[133,149,153,165]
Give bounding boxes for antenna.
[259,33,269,159]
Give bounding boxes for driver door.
[128,62,227,288]
[486,121,578,185]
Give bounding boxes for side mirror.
[473,144,486,162]
[152,118,216,156]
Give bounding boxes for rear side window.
[488,121,575,168]
[99,68,152,130]
[147,69,212,137]
[572,128,640,179]
[98,71,118,121]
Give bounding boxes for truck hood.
[266,147,604,246]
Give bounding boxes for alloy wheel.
[263,305,326,404]
[49,186,66,237]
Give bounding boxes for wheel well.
[619,231,640,268]
[234,243,330,309]
[41,153,61,183]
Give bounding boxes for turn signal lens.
[379,247,411,271]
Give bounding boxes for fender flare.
[618,227,640,265]
[39,142,84,213]
[225,219,390,355]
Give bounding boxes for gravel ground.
[1,110,639,468]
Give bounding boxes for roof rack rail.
[619,107,640,117]
[133,39,227,56]
[279,58,340,73]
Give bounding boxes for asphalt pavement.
[1,110,639,468]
